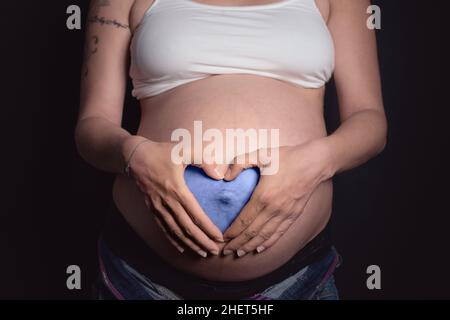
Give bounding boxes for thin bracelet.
[123,138,152,177]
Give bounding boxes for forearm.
[74,116,147,174]
[322,109,387,176]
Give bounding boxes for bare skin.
[75,0,387,281]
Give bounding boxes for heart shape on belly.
[184,165,260,233]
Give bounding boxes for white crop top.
[130,0,335,100]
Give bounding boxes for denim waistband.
[97,238,341,300]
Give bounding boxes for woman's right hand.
[121,136,224,257]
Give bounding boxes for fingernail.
[223,250,233,256]
[178,247,185,253]
[237,249,246,257]
[256,246,265,253]
[214,168,224,179]
[210,249,219,256]
[224,168,231,180]
[198,250,208,258]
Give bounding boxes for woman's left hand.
[222,138,335,257]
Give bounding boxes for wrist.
[120,135,152,175]
[309,136,338,181]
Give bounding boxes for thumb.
[201,163,228,180]
[224,151,260,181]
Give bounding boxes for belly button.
[218,189,235,205]
[218,193,233,206]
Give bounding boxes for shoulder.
[328,0,372,16]
[85,0,137,35]
[327,0,373,38]
[87,0,136,19]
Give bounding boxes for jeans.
[94,239,341,300]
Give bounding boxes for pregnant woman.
[75,0,387,300]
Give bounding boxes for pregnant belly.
[112,74,334,281]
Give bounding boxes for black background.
[2,0,450,299]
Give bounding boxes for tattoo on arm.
[88,15,129,29]
[87,0,129,30]
[81,1,128,77]
[82,35,100,77]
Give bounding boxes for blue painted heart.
[184,165,260,233]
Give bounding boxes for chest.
[130,0,330,31]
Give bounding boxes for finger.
[153,214,185,254]
[153,199,210,258]
[224,148,272,181]
[186,148,228,180]
[258,218,295,251]
[177,185,225,242]
[224,152,257,181]
[237,199,298,253]
[223,190,265,240]
[164,196,221,255]
[223,204,288,257]
[254,197,309,252]
[223,163,244,181]
[234,213,287,255]
[240,214,295,254]
[222,204,277,251]
[200,163,228,180]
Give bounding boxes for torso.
[112,0,334,281]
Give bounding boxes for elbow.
[73,121,84,159]
[73,118,90,162]
[377,134,387,155]
[375,112,388,155]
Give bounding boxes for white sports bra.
[130,0,335,100]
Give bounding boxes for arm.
[75,0,140,174]
[74,0,222,256]
[322,0,387,174]
[222,0,387,256]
